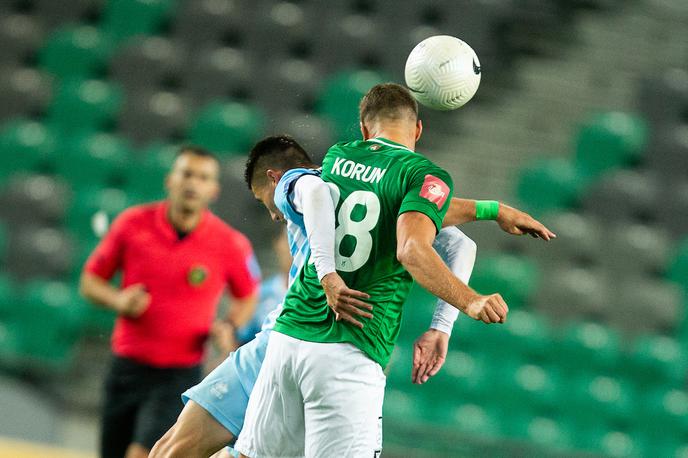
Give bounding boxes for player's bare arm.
[442,197,556,240]
[396,211,508,324]
[80,272,151,318]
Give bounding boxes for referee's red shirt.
[85,201,260,368]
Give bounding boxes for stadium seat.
[568,374,635,424]
[181,46,253,108]
[46,78,123,135]
[628,335,686,387]
[5,226,74,280]
[609,279,683,335]
[640,388,688,438]
[0,66,52,122]
[38,25,113,80]
[187,100,265,155]
[0,14,44,66]
[118,89,189,146]
[468,254,539,309]
[656,179,688,238]
[55,132,132,190]
[0,273,17,320]
[667,237,688,293]
[557,322,622,373]
[66,185,135,239]
[638,69,688,130]
[495,361,562,413]
[533,267,609,322]
[172,0,254,49]
[582,169,660,224]
[0,174,71,226]
[599,223,670,278]
[0,119,59,179]
[647,124,688,181]
[101,0,177,43]
[271,110,334,163]
[316,69,387,140]
[588,429,645,458]
[506,415,574,451]
[32,0,102,28]
[109,36,185,91]
[494,309,553,361]
[124,143,178,199]
[574,111,648,178]
[428,350,493,403]
[245,1,311,62]
[449,403,502,438]
[254,57,323,112]
[515,157,585,214]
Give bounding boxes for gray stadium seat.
[270,110,334,163]
[522,211,603,268]
[172,0,255,50]
[181,46,253,106]
[243,1,313,62]
[109,36,186,91]
[599,224,670,278]
[638,69,688,129]
[254,57,322,112]
[608,280,683,335]
[582,169,660,224]
[5,226,74,280]
[0,66,52,122]
[533,267,610,323]
[0,14,44,66]
[655,178,688,238]
[33,0,103,28]
[118,89,190,146]
[647,124,688,181]
[0,175,71,226]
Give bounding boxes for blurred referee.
[79,146,260,458]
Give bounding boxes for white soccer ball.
[404,35,481,111]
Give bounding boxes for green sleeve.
[398,160,454,233]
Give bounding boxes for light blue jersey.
[182,168,320,440]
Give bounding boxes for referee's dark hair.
[245,135,314,189]
[177,145,220,164]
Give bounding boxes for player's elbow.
[397,238,425,270]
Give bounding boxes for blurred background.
[0,0,686,456]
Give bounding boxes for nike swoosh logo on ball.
[473,59,481,75]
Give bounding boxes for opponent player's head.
[165,146,220,214]
[245,135,315,223]
[359,83,422,149]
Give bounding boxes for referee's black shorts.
[100,355,201,458]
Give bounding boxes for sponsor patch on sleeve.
[420,174,449,209]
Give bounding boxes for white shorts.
[234,331,386,458]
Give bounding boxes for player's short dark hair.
[177,145,220,164]
[359,83,419,126]
[245,135,314,189]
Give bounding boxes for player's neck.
[167,204,203,233]
[368,127,416,151]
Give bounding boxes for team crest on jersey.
[188,264,209,287]
[420,174,449,208]
[369,144,381,151]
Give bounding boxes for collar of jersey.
[368,137,413,152]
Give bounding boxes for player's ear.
[266,169,281,186]
[415,119,423,141]
[360,121,371,140]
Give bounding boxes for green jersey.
[273,137,453,368]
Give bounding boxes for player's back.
[274,138,453,368]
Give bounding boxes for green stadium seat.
[468,254,540,310]
[515,158,585,214]
[492,309,553,361]
[557,322,622,373]
[316,69,387,140]
[124,142,178,200]
[640,388,688,438]
[397,282,438,338]
[667,237,688,293]
[0,220,7,265]
[586,429,645,458]
[66,185,134,239]
[38,25,113,79]
[0,119,59,178]
[188,101,265,155]
[568,374,635,424]
[495,361,562,413]
[449,403,502,438]
[0,319,25,370]
[428,350,492,403]
[102,0,177,43]
[47,78,123,135]
[505,415,573,451]
[0,273,18,320]
[55,132,132,189]
[628,335,686,386]
[574,111,648,178]
[13,280,84,367]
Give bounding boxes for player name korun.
[331,158,387,183]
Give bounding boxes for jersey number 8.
[328,184,381,272]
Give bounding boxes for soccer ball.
[404,35,481,111]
